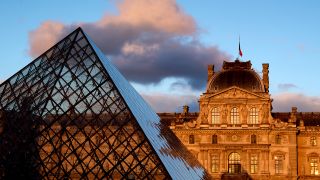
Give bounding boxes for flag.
[239,42,243,57]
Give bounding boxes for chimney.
[183,105,189,115]
[262,63,269,92]
[289,107,297,124]
[208,65,215,82]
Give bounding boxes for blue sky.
[0,0,319,112]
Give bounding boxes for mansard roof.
[272,112,320,126]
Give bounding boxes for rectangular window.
[311,158,319,175]
[212,135,218,144]
[231,107,240,124]
[211,108,220,124]
[275,156,283,174]
[250,155,258,174]
[249,107,259,124]
[211,155,219,173]
[189,135,195,144]
[251,135,257,144]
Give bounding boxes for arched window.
[311,136,317,146]
[212,135,218,144]
[230,107,240,124]
[228,153,241,173]
[251,134,257,144]
[189,135,195,144]
[275,134,281,144]
[249,107,259,124]
[250,155,258,174]
[211,107,220,124]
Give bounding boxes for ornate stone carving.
[200,105,209,124]
[209,88,265,99]
[221,105,228,124]
[289,107,297,124]
[241,105,248,124]
[271,150,286,159]
[232,135,238,142]
[273,118,288,129]
[261,104,269,124]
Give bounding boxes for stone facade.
[159,60,320,180]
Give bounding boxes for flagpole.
[238,35,243,59]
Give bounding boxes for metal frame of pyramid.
[0,28,211,179]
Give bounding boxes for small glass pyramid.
[0,28,211,179]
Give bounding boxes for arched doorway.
[228,152,241,173]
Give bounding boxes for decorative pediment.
[204,86,266,100]
[271,150,286,160]
[307,152,319,162]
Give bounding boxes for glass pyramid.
[0,28,211,179]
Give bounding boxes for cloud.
[142,93,198,112]
[170,80,189,91]
[272,92,320,112]
[29,21,65,56]
[277,83,297,91]
[28,0,230,90]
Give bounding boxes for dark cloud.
[272,92,320,112]
[170,80,189,91]
[142,93,199,112]
[28,0,231,90]
[111,38,228,89]
[277,83,298,91]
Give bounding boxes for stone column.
[204,150,208,170]
[208,153,212,173]
[222,151,226,172]
[264,150,269,173]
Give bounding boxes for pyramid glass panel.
[0,28,211,179]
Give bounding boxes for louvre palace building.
[159,59,320,179]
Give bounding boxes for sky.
[0,0,320,112]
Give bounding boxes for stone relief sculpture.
[241,105,248,124]
[221,105,228,124]
[261,103,269,124]
[200,105,209,124]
